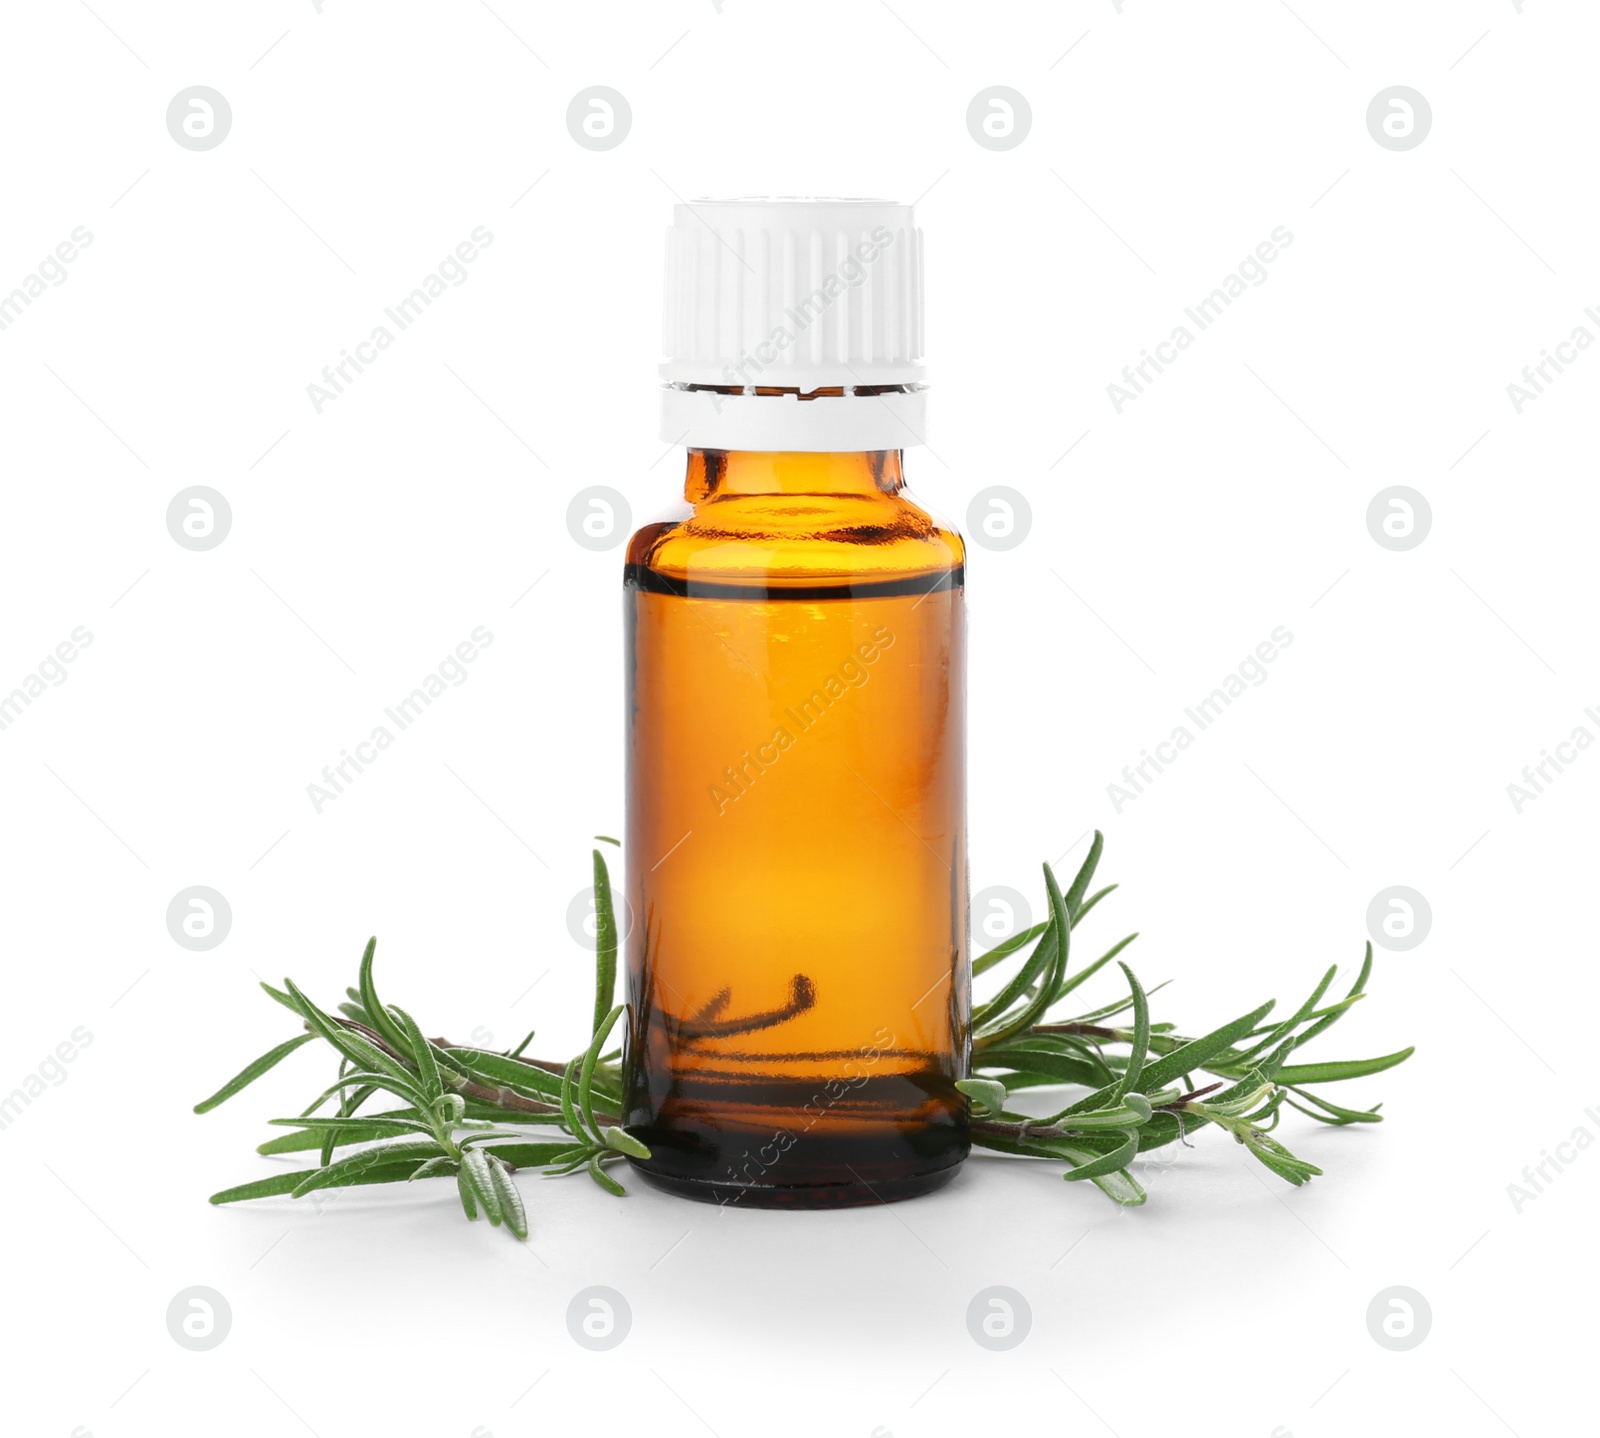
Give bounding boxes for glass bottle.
[623,442,967,1207]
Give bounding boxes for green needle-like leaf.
[194,1033,317,1113]
[458,1128,525,1149]
[540,1145,595,1177]
[1283,1085,1383,1125]
[559,1056,583,1140]
[974,923,1058,1028]
[1071,883,1118,928]
[387,1004,443,1102]
[292,1138,447,1197]
[268,1115,435,1139]
[486,1156,529,1238]
[976,1045,1108,1089]
[973,1127,1146,1206]
[972,920,1049,977]
[358,937,411,1054]
[1050,932,1138,1005]
[955,1078,1010,1116]
[409,1156,457,1182]
[587,1154,627,1196]
[1062,831,1105,917]
[1242,1130,1323,1185]
[1067,976,1172,1025]
[592,849,619,1036]
[479,1141,592,1169]
[210,1162,423,1205]
[1273,1047,1415,1085]
[1052,1097,1152,1131]
[446,1048,566,1103]
[1109,962,1150,1100]
[1060,1129,1140,1183]
[579,1006,624,1143]
[1132,1001,1278,1093]
[323,1064,368,1169]
[259,1118,416,1155]
[258,980,300,1015]
[602,1125,650,1158]
[1072,1161,1145,1206]
[976,862,1072,1046]
[459,1147,505,1229]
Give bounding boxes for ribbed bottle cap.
[659,198,927,452]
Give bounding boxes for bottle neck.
[685,449,904,502]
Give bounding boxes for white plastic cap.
[658,198,927,452]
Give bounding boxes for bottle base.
[627,1157,963,1210]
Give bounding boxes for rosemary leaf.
[587,1154,628,1196]
[603,1125,651,1159]
[210,1162,419,1206]
[579,1006,624,1143]
[591,849,619,1036]
[291,1139,447,1198]
[1273,1048,1416,1085]
[1109,962,1150,1100]
[269,1115,435,1139]
[487,1156,529,1238]
[459,1148,504,1228]
[387,1004,443,1102]
[972,920,1049,977]
[457,1168,479,1221]
[1060,1129,1140,1183]
[1061,831,1105,916]
[358,937,411,1054]
[1283,1086,1383,1124]
[1130,1001,1278,1095]
[1050,932,1139,1006]
[193,1033,317,1113]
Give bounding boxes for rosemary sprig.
[197,832,1412,1237]
[964,834,1413,1203]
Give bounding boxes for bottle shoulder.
[626,487,964,585]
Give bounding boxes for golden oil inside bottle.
[622,448,968,1208]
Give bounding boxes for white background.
[2,2,1594,1435]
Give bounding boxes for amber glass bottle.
[623,444,967,1207]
